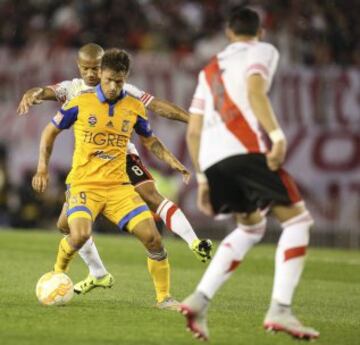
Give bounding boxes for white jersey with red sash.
[189,41,279,171]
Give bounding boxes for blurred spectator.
[0,0,358,65]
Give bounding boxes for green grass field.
[0,229,359,345]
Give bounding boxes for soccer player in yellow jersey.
[19,43,213,295]
[32,48,183,309]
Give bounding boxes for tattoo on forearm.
[150,141,165,160]
[151,104,189,123]
[149,139,182,169]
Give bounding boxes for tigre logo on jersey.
[88,115,97,127]
[83,131,127,147]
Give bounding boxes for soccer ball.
[36,272,74,306]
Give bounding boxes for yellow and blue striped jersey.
[51,85,152,188]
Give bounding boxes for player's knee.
[70,231,91,249]
[56,218,69,235]
[143,230,163,252]
[68,219,92,248]
[140,189,164,212]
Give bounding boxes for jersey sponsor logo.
[88,115,97,127]
[83,130,127,147]
[53,112,64,125]
[93,150,116,160]
[106,120,114,128]
[121,120,130,133]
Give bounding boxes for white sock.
[78,237,108,279]
[197,219,266,299]
[271,211,313,305]
[156,199,198,245]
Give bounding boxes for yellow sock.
[54,237,77,273]
[147,257,170,303]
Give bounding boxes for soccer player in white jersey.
[17,43,213,301]
[180,7,319,340]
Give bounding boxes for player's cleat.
[179,291,210,341]
[73,273,114,294]
[264,302,320,340]
[191,239,213,263]
[156,296,180,311]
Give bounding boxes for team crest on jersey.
[121,120,130,133]
[88,115,97,127]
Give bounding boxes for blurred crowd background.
[1,0,360,65]
[0,0,359,246]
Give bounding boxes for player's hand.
[17,88,43,115]
[266,140,287,171]
[32,171,49,193]
[197,182,213,216]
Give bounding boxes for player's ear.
[225,26,233,41]
[258,28,265,40]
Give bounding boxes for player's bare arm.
[17,87,57,115]
[140,134,191,184]
[32,123,61,193]
[148,98,190,123]
[247,74,287,171]
[186,114,213,216]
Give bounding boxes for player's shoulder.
[124,93,146,116]
[62,89,97,109]
[249,41,279,57]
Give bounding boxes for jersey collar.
[96,84,126,104]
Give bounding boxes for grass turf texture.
[0,229,359,345]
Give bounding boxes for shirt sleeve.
[246,43,279,81]
[48,80,73,103]
[51,100,78,130]
[124,83,154,107]
[189,71,206,115]
[134,116,153,137]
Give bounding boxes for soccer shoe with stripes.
[179,292,210,341]
[73,273,114,294]
[156,296,180,311]
[264,305,320,340]
[191,239,213,263]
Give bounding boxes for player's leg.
[127,154,213,262]
[104,184,177,310]
[54,217,92,273]
[131,217,178,309]
[54,189,102,274]
[180,210,266,340]
[264,201,319,339]
[240,164,319,339]
[56,202,70,234]
[180,160,266,340]
[57,197,113,294]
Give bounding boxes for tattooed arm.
[32,123,61,193]
[140,135,191,183]
[148,98,190,123]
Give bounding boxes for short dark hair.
[101,48,131,74]
[227,6,260,36]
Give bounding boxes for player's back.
[192,41,279,170]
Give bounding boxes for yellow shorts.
[66,184,152,232]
